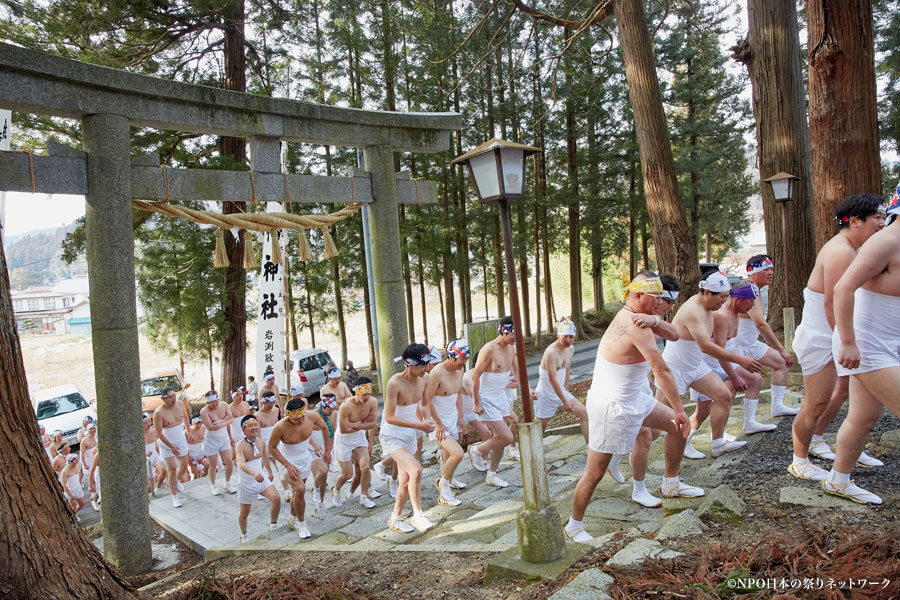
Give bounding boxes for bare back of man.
[826,207,900,504]
[790,197,886,483]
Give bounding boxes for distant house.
[10,276,91,335]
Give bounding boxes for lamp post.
[453,139,566,564]
[763,172,799,307]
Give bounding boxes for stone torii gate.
[0,43,461,574]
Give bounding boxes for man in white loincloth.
[658,271,762,464]
[468,317,535,487]
[235,415,281,543]
[307,394,337,510]
[564,272,691,542]
[143,413,166,491]
[332,378,378,509]
[80,422,98,485]
[380,343,436,533]
[460,357,491,447]
[826,189,900,505]
[200,390,237,496]
[154,388,190,507]
[681,279,773,459]
[269,398,332,539]
[731,255,798,419]
[790,195,886,483]
[422,339,470,507]
[535,316,588,441]
[229,386,253,452]
[61,454,86,517]
[185,416,208,479]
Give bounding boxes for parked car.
[289,348,334,400]
[140,368,191,412]
[33,384,96,447]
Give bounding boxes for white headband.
[661,290,679,300]
[699,271,730,293]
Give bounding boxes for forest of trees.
[2,0,898,379]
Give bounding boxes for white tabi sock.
[566,517,583,530]
[743,397,760,424]
[811,434,824,444]
[829,469,850,485]
[793,454,809,465]
[772,385,787,407]
[632,479,647,495]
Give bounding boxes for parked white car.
[289,348,334,400]
[33,384,96,447]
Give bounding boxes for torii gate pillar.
[83,114,152,574]
[365,145,409,385]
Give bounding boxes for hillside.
[4,223,87,289]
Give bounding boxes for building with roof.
[10,275,91,335]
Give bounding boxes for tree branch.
[510,0,614,29]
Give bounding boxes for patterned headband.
[285,408,305,419]
[699,271,731,293]
[354,382,373,394]
[556,316,576,336]
[621,274,664,301]
[747,257,774,274]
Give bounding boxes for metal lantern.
[451,138,541,204]
[764,172,799,203]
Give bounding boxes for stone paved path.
[149,395,798,559]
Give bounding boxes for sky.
[1,192,85,239]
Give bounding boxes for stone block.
[585,496,634,517]
[778,487,867,513]
[548,568,614,600]
[661,496,703,517]
[655,509,703,541]
[879,430,900,450]
[484,543,591,583]
[696,485,746,523]
[606,537,683,567]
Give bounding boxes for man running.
[825,191,900,505]
[308,394,338,510]
[61,454,86,517]
[143,413,166,491]
[80,423,98,484]
[469,317,533,488]
[790,196,886,482]
[260,373,284,413]
[564,272,691,542]
[154,388,190,507]
[731,255,798,419]
[682,280,772,459]
[332,378,378,509]
[76,415,94,444]
[235,415,281,543]
[422,339,470,507]
[88,445,101,512]
[229,386,253,451]
[269,398,331,538]
[321,368,353,475]
[535,317,588,441]
[39,425,52,461]
[380,343,436,533]
[660,270,762,462]
[185,416,208,479]
[200,390,237,496]
[460,357,491,446]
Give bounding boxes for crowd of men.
[40,192,898,543]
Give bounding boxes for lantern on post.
[453,139,566,566]
[763,172,799,307]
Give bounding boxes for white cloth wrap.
[429,394,461,440]
[727,318,769,361]
[94,468,101,503]
[535,367,576,419]
[187,442,204,463]
[81,446,93,474]
[159,425,188,459]
[832,288,900,376]
[230,421,243,445]
[689,338,730,402]
[793,288,834,376]
[475,370,511,422]
[65,473,84,500]
[237,455,274,505]
[202,424,231,456]
[587,356,658,455]
[336,425,368,462]
[278,439,312,481]
[259,425,275,445]
[145,442,161,467]
[309,429,325,461]
[660,339,713,395]
[379,402,419,456]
